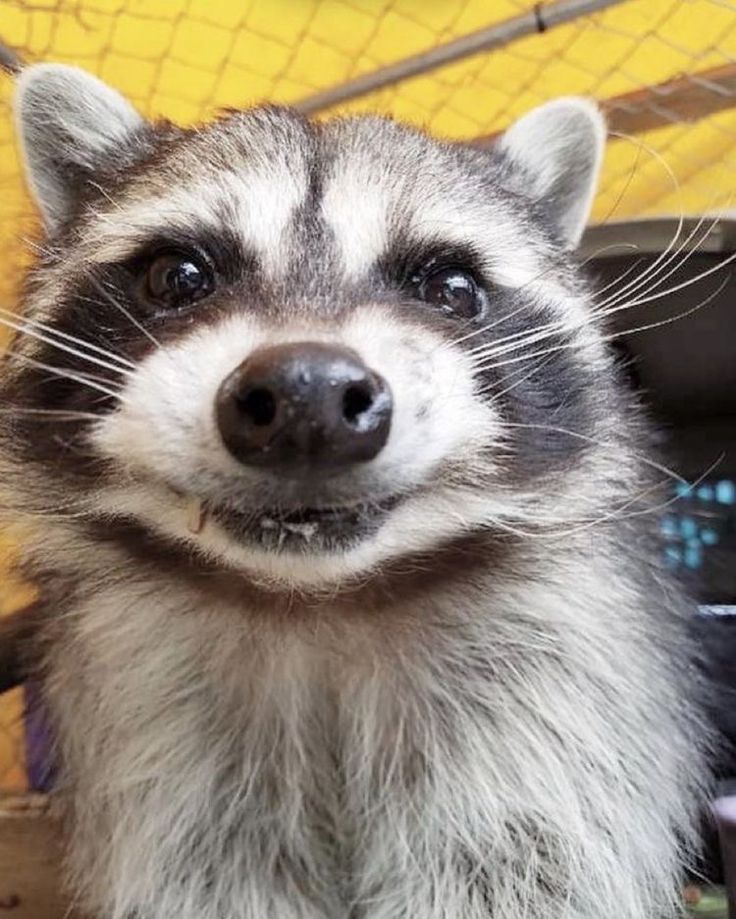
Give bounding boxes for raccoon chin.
[205,495,403,554]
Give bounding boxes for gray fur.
[497,97,606,247]
[0,64,709,919]
[15,64,145,230]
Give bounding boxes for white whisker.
[595,210,722,311]
[6,353,123,401]
[0,313,132,377]
[0,406,99,421]
[499,421,689,486]
[472,265,730,374]
[87,276,162,350]
[0,305,135,369]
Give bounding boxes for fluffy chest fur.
[34,527,699,919]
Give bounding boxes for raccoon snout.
[215,342,392,470]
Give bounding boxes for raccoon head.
[3,64,613,588]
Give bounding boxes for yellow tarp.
[2,0,736,321]
[1,0,735,789]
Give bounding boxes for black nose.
[216,342,392,468]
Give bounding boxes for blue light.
[716,480,735,505]
[660,514,678,538]
[701,528,720,546]
[680,516,698,539]
[664,545,681,568]
[675,482,693,499]
[684,543,702,570]
[697,485,714,501]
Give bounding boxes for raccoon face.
[4,65,609,587]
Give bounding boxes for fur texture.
[0,64,709,918]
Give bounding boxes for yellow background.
[1,0,735,789]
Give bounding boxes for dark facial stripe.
[465,286,600,479]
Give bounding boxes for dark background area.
[585,218,736,606]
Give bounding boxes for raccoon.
[0,63,709,918]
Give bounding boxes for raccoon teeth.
[186,497,207,534]
[282,521,319,540]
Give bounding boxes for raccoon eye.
[145,251,214,309]
[415,267,486,320]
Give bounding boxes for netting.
[1,0,736,791]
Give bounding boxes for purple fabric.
[23,681,56,792]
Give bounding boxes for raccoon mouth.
[186,495,400,552]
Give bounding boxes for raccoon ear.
[497,98,606,249]
[14,64,146,231]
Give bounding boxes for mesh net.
[1,0,736,790]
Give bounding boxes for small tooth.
[186,496,206,534]
[283,522,319,540]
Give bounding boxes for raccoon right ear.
[496,97,606,249]
[14,64,146,232]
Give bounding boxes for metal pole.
[295,0,628,116]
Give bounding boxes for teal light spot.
[665,545,681,568]
[697,485,714,501]
[684,544,702,570]
[661,514,678,538]
[701,528,720,546]
[676,482,693,499]
[716,480,735,505]
[680,516,698,539]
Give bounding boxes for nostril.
[342,383,374,426]
[238,387,277,427]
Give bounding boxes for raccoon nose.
[215,342,392,468]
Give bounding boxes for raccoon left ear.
[14,64,147,232]
[497,98,606,249]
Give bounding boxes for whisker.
[600,248,736,314]
[467,212,724,367]
[0,305,135,369]
[87,276,162,350]
[597,138,643,226]
[595,210,722,311]
[6,353,123,401]
[602,453,725,528]
[477,353,559,403]
[581,242,641,266]
[0,406,99,422]
[474,459,721,544]
[0,313,132,377]
[454,219,686,361]
[498,421,689,487]
[602,130,687,292]
[545,453,724,540]
[585,255,648,302]
[471,264,731,374]
[462,217,715,369]
[467,316,567,362]
[445,254,590,352]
